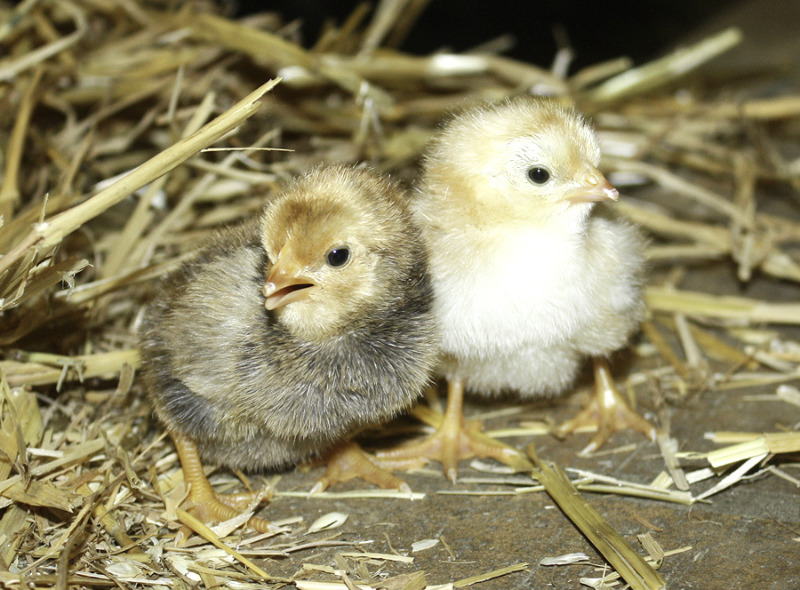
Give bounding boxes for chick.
[378,97,655,481]
[140,165,437,531]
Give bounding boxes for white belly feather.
[428,217,641,395]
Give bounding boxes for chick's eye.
[527,167,550,184]
[326,247,350,267]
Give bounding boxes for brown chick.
[377,96,655,481]
[140,165,437,532]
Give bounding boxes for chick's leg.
[311,441,412,495]
[376,378,532,483]
[173,434,272,534]
[553,357,656,455]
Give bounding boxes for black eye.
[527,167,550,184]
[326,247,350,267]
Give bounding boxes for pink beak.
[262,255,315,310]
[562,171,619,204]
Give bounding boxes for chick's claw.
[311,442,412,495]
[552,358,657,455]
[174,434,273,535]
[376,419,528,484]
[212,487,273,511]
[376,379,532,482]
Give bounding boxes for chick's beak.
[562,170,619,204]
[263,256,315,310]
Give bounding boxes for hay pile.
[1,1,799,588]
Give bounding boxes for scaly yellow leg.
[173,433,272,535]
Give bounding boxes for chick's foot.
[553,357,656,455]
[311,442,412,495]
[376,378,532,483]
[173,434,272,536]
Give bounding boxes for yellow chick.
[140,165,437,531]
[378,97,655,481]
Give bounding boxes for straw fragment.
[528,446,666,590]
[0,77,280,280]
[0,1,87,82]
[706,432,800,468]
[695,454,768,501]
[2,349,140,388]
[175,508,275,580]
[582,28,742,104]
[645,288,800,324]
[452,562,528,588]
[275,489,425,500]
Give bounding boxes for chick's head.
[422,96,617,232]
[260,165,417,341]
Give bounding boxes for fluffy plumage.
[140,165,437,528]
[379,97,652,480]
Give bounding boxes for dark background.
[234,0,739,69]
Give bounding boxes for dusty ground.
[229,358,799,590]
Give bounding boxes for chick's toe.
[552,358,657,455]
[376,379,532,482]
[311,442,412,495]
